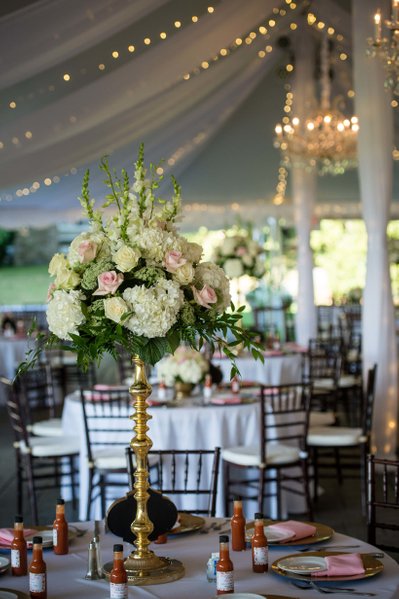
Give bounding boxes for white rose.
[49,253,68,276]
[242,254,254,267]
[46,290,85,340]
[113,245,140,272]
[223,258,244,278]
[55,267,81,290]
[173,263,195,285]
[221,238,236,256]
[104,297,129,324]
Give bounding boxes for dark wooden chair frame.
[223,383,313,520]
[367,454,399,553]
[126,446,221,518]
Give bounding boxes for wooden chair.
[80,387,133,519]
[307,364,377,503]
[367,454,399,553]
[222,383,313,520]
[126,447,221,517]
[46,348,96,397]
[18,364,63,437]
[1,376,79,525]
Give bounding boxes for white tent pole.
[353,0,398,456]
[291,24,318,346]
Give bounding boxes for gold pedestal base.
[103,554,185,585]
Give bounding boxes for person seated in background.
[1,314,16,337]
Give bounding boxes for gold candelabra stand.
[104,355,184,585]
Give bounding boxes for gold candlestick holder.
[103,355,184,585]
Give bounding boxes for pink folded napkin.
[312,553,365,577]
[268,520,316,541]
[211,395,242,405]
[264,349,284,357]
[0,528,36,546]
[93,384,128,391]
[84,385,129,401]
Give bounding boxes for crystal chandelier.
[367,1,399,95]
[274,35,359,177]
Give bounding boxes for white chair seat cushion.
[30,418,63,437]
[93,449,159,471]
[20,436,80,457]
[307,426,365,447]
[309,411,336,427]
[313,378,335,390]
[222,443,303,467]
[338,375,361,388]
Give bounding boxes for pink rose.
[78,240,98,263]
[47,283,56,301]
[236,246,246,257]
[164,250,187,273]
[192,284,217,309]
[93,271,124,296]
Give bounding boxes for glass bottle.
[231,376,240,394]
[110,543,128,599]
[230,496,246,551]
[11,514,27,576]
[216,534,234,595]
[251,512,268,573]
[53,498,68,555]
[29,536,47,599]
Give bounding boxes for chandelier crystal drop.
[367,1,399,95]
[274,35,359,176]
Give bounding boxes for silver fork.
[292,580,376,596]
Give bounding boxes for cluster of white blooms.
[122,279,184,338]
[47,289,86,340]
[158,346,209,386]
[213,233,265,279]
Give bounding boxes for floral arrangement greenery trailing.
[213,225,265,280]
[157,346,209,387]
[20,145,263,378]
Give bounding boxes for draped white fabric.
[292,24,317,346]
[353,0,398,456]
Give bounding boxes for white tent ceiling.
[0,0,398,229]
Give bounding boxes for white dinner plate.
[277,555,327,575]
[245,525,295,543]
[0,591,18,599]
[26,530,53,548]
[0,557,9,572]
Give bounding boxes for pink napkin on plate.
[211,395,242,405]
[93,384,128,391]
[264,349,284,357]
[0,528,36,546]
[268,520,316,541]
[312,553,365,577]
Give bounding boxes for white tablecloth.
[214,351,303,385]
[62,392,262,520]
[3,519,399,598]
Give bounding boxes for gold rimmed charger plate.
[271,551,383,583]
[168,513,205,535]
[245,520,334,546]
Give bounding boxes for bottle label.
[110,582,128,598]
[253,546,268,565]
[11,549,20,567]
[216,570,234,592]
[53,528,58,547]
[29,572,46,593]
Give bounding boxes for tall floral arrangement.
[157,346,209,387]
[213,228,265,280]
[21,146,262,376]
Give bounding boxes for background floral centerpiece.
[157,346,209,389]
[21,145,262,377]
[213,226,265,280]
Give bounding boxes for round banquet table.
[62,391,259,520]
[2,519,399,598]
[213,349,304,386]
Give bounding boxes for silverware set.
[292,579,377,596]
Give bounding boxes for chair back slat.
[367,453,399,552]
[126,447,221,517]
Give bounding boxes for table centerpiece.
[157,345,209,399]
[19,144,263,585]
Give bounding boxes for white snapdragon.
[47,290,85,340]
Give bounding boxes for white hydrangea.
[194,262,231,312]
[46,290,85,340]
[135,227,181,264]
[122,279,183,338]
[180,238,203,263]
[223,258,244,278]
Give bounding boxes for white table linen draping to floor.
[3,520,399,598]
[213,350,303,386]
[62,391,307,520]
